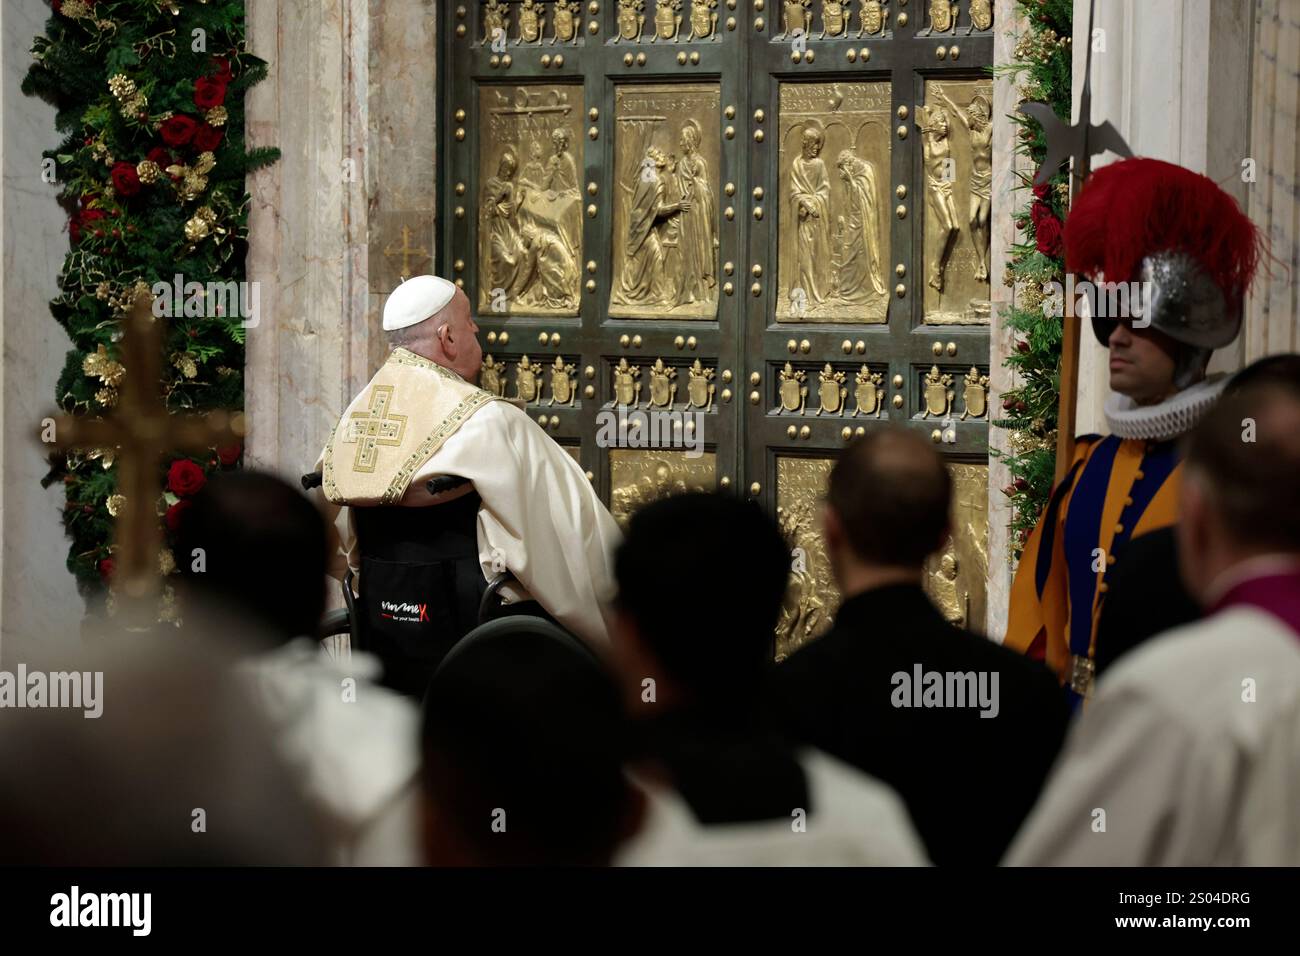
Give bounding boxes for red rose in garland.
[70,206,106,243]
[1033,182,1050,201]
[147,146,175,168]
[193,123,224,153]
[160,114,198,147]
[110,161,141,197]
[167,459,207,497]
[194,76,228,111]
[1035,214,1064,257]
[216,442,242,467]
[212,57,234,83]
[164,499,192,533]
[1030,200,1052,228]
[98,557,114,581]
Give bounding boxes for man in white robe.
[238,637,423,865]
[620,747,926,867]
[1006,373,1300,866]
[315,275,620,656]
[173,470,422,865]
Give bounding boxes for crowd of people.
[1,157,1297,867]
[3,360,1297,866]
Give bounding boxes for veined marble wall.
[1245,0,1299,360]
[0,0,85,656]
[245,0,438,482]
[986,0,1030,639]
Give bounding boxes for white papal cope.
[315,347,621,644]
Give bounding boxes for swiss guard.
[1005,157,1262,704]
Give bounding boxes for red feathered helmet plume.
[1064,157,1262,352]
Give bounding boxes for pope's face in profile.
[441,288,482,383]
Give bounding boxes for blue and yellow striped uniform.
[1005,435,1183,706]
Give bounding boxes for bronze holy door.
[439,0,994,658]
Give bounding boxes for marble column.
[245,0,370,481]
[1244,0,1300,361]
[0,0,85,656]
[986,0,1031,639]
[244,0,438,483]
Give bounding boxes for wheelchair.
[302,470,570,696]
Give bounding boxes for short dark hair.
[1225,352,1300,395]
[420,630,628,865]
[1185,366,1300,553]
[175,471,328,643]
[827,428,952,567]
[614,493,789,694]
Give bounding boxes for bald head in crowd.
[824,428,952,589]
[1179,372,1300,598]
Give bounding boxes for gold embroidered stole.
[323,348,503,506]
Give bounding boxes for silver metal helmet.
[1089,250,1243,350]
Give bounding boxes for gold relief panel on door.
[917,78,993,325]
[477,84,584,317]
[774,457,991,660]
[923,463,988,631]
[609,83,721,320]
[608,449,717,527]
[775,455,837,661]
[776,81,892,324]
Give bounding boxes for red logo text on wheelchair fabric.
[380,600,430,624]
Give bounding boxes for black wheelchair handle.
[479,571,516,625]
[426,474,471,496]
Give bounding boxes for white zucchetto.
[382,275,457,331]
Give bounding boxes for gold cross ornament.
[383,226,431,281]
[347,384,408,472]
[43,295,243,605]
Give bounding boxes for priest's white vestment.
[316,347,621,645]
[1005,606,1300,866]
[616,749,929,866]
[238,639,422,865]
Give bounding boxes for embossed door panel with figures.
[438,1,993,659]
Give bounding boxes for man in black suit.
[772,428,1070,865]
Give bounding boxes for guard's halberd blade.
[1018,102,1134,187]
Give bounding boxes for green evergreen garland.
[995,0,1073,559]
[23,0,277,611]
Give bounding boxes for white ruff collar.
[1103,375,1227,441]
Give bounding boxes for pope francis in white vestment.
[315,275,621,647]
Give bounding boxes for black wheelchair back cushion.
[354,491,487,697]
